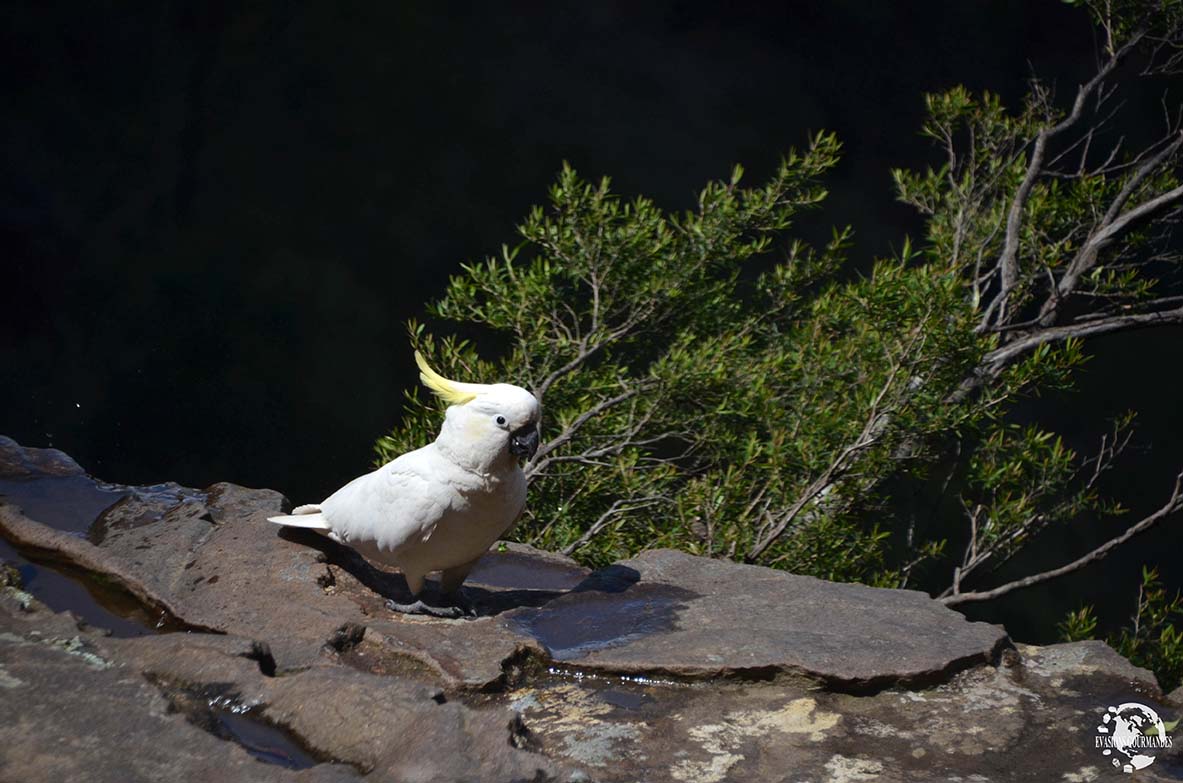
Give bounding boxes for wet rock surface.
[1,436,1180,781]
[0,435,86,478]
[0,584,564,782]
[505,550,1009,689]
[0,593,360,782]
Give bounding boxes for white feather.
[267,511,329,529]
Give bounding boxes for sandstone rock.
[1,485,1013,694]
[0,600,359,782]
[0,434,85,477]
[111,632,566,781]
[0,502,205,630]
[0,583,570,782]
[348,617,545,690]
[2,436,1180,782]
[504,642,1183,782]
[507,549,1010,690]
[0,479,566,687]
[1016,640,1163,697]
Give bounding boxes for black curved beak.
[509,426,540,460]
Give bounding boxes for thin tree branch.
[746,340,913,561]
[1102,131,1183,227]
[525,385,648,480]
[1076,294,1183,322]
[942,470,1183,606]
[983,304,1183,371]
[989,31,1145,327]
[560,496,667,556]
[1042,179,1183,321]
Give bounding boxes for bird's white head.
[415,351,541,474]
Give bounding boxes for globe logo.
[1094,702,1174,773]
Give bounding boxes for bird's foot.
[445,590,478,618]
[385,598,463,619]
[385,595,475,620]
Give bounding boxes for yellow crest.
[415,351,478,406]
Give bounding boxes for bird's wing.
[320,446,452,552]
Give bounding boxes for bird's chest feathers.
[449,469,514,512]
[416,468,523,553]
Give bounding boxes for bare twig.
[560,496,667,556]
[988,30,1146,328]
[983,303,1183,371]
[1043,177,1183,321]
[525,385,647,480]
[942,470,1183,606]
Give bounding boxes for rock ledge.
[1,438,1179,783]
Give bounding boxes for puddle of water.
[543,667,685,688]
[505,674,693,753]
[167,690,322,770]
[597,686,656,710]
[510,583,691,659]
[213,705,322,770]
[0,536,160,637]
[0,476,205,539]
[468,549,589,592]
[0,452,317,767]
[0,476,203,637]
[0,476,128,535]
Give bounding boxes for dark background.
[3,1,1180,641]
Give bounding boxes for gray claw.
[447,591,478,618]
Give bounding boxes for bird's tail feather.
[268,503,330,529]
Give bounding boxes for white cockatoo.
[268,351,540,618]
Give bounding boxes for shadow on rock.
[277,528,572,618]
[570,563,642,594]
[277,528,408,599]
[509,565,700,660]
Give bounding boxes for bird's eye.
[496,415,506,426]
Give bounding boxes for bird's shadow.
[277,528,576,616]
